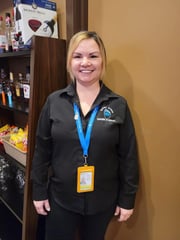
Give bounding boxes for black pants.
[45,199,115,240]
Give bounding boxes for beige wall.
[55,0,66,39]
[0,0,12,14]
[89,1,180,240]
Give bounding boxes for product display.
[2,125,28,166]
[13,0,59,45]
[0,68,31,105]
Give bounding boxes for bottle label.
[23,84,30,99]
[16,88,20,97]
[11,32,19,51]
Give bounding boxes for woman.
[31,31,139,240]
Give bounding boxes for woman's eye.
[90,55,98,58]
[73,55,81,58]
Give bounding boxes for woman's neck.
[76,81,100,116]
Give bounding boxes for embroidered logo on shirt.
[103,108,111,119]
[97,106,116,122]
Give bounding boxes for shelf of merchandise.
[0,35,67,240]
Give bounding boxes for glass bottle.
[6,86,12,106]
[23,66,30,102]
[11,10,19,51]
[0,16,6,53]
[5,12,12,52]
[0,68,7,92]
[0,69,7,104]
[9,72,16,100]
[18,73,24,100]
[15,74,21,101]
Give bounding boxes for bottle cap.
[5,12,11,18]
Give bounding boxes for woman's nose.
[81,57,91,66]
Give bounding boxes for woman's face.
[70,39,103,85]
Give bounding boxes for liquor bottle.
[0,68,7,93]
[18,73,24,100]
[0,69,7,104]
[15,73,21,101]
[5,12,12,52]
[0,81,5,104]
[6,86,12,106]
[1,90,6,104]
[9,72,16,100]
[23,66,30,102]
[0,16,6,53]
[11,10,19,51]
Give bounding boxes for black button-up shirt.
[31,82,139,214]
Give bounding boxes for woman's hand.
[33,199,51,215]
[114,206,133,222]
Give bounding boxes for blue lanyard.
[73,103,99,161]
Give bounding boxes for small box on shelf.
[2,135,26,166]
[13,0,59,46]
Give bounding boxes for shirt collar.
[58,80,119,104]
[58,81,76,97]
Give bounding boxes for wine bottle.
[0,16,6,53]
[23,66,30,102]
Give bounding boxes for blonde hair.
[67,31,107,80]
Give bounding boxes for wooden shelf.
[0,50,30,58]
[0,36,67,240]
[0,101,29,114]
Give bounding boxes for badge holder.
[77,165,95,193]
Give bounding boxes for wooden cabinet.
[0,36,67,240]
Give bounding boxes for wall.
[89,1,180,240]
[55,0,66,39]
[0,0,12,14]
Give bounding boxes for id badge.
[77,165,95,193]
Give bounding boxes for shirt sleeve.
[31,98,52,200]
[117,103,139,209]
